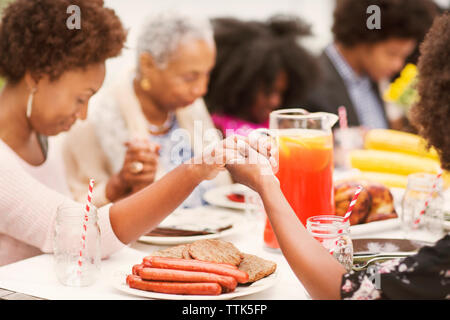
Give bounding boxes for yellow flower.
[384,64,418,105]
[384,83,401,101]
[400,64,417,82]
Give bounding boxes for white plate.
[203,184,257,211]
[138,207,247,245]
[110,268,279,300]
[350,217,401,236]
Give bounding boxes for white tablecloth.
[0,205,445,300]
[0,208,309,300]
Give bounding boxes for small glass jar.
[307,215,354,272]
[401,173,444,237]
[333,127,364,169]
[53,204,101,286]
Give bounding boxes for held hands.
[188,134,278,192]
[106,138,160,201]
[226,133,279,192]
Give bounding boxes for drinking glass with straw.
[401,169,445,240]
[338,106,348,131]
[306,186,362,271]
[335,106,362,168]
[54,178,101,287]
[77,179,95,275]
[337,106,367,168]
[331,185,362,270]
[410,169,444,233]
[329,185,363,254]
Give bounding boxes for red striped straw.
[338,106,348,130]
[77,178,95,274]
[329,186,364,255]
[413,169,443,228]
[343,185,364,223]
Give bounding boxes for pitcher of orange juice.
[258,109,339,250]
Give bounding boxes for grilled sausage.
[140,267,237,292]
[126,275,222,295]
[143,256,249,283]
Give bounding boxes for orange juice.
[264,129,335,249]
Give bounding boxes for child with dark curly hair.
[303,0,438,131]
[204,15,319,136]
[410,13,450,171]
[0,0,271,266]
[227,13,450,300]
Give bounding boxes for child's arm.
[226,141,346,300]
[257,176,346,300]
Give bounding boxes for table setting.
[0,203,308,300]
[0,109,448,301]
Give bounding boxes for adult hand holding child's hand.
[225,132,279,192]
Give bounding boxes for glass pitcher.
[258,108,339,250]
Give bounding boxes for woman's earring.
[26,88,37,119]
[140,78,151,91]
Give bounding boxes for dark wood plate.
[352,238,433,254]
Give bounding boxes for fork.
[352,252,415,271]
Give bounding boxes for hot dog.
[126,275,222,295]
[143,256,249,284]
[143,256,238,270]
[140,267,237,292]
[132,264,144,276]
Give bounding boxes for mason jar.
[53,203,101,286]
[307,215,354,272]
[401,173,444,237]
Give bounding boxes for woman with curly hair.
[0,0,269,266]
[204,15,319,136]
[227,13,450,300]
[303,0,438,130]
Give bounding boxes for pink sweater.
[211,114,269,136]
[0,138,125,266]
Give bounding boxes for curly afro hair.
[0,0,127,83]
[332,0,438,47]
[410,13,450,170]
[204,15,319,119]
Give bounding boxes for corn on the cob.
[349,149,440,176]
[350,171,408,188]
[364,129,439,160]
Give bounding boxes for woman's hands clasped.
[106,138,160,201]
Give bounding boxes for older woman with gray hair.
[62,12,230,208]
